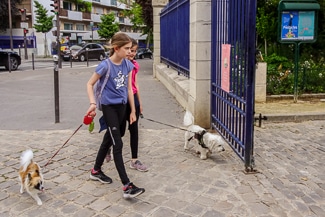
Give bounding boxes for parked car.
[102,44,111,58]
[135,48,153,59]
[0,49,21,71]
[60,43,70,60]
[67,43,106,62]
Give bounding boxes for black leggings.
[94,104,130,185]
[126,94,140,159]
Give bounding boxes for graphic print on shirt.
[114,71,128,89]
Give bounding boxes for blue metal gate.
[211,0,257,171]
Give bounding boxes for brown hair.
[109,32,132,57]
[130,38,138,47]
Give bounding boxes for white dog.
[183,111,225,159]
[18,149,44,205]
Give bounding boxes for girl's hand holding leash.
[84,104,97,125]
[86,103,97,117]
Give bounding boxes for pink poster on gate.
[221,44,231,93]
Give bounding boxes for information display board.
[281,11,315,41]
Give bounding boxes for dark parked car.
[135,48,153,59]
[0,49,21,71]
[65,43,106,62]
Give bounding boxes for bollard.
[70,52,72,68]
[86,48,89,67]
[18,45,21,57]
[32,53,35,70]
[8,53,11,73]
[53,55,60,123]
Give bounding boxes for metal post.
[32,53,35,70]
[18,45,21,56]
[86,48,89,67]
[8,53,11,73]
[55,9,62,69]
[90,22,94,42]
[8,0,13,50]
[24,29,28,60]
[70,51,72,68]
[53,55,60,123]
[293,42,301,103]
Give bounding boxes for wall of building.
[153,0,266,127]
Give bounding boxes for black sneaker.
[89,169,112,184]
[123,182,145,198]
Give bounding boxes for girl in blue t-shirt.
[85,32,145,199]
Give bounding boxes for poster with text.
[281,11,315,41]
[221,44,231,93]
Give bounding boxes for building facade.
[1,0,145,57]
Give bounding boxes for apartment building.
[1,0,145,57]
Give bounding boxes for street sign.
[20,22,28,29]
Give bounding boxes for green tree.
[135,0,153,48]
[33,0,54,57]
[256,7,277,56]
[0,0,22,32]
[123,3,144,31]
[97,12,119,41]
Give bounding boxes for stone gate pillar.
[152,0,169,77]
[188,0,212,128]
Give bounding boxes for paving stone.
[1,65,325,216]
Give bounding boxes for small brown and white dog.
[19,149,44,205]
[183,111,226,159]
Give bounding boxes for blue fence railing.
[160,0,190,77]
[211,0,257,171]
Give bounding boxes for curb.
[255,113,325,123]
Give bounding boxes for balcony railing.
[83,12,91,19]
[60,8,68,17]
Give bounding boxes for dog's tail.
[183,110,194,126]
[20,149,34,172]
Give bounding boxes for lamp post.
[90,22,94,42]
[8,0,13,50]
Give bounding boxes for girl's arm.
[134,73,143,114]
[86,72,100,116]
[128,70,136,124]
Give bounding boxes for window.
[76,4,84,12]
[76,24,84,31]
[64,23,73,30]
[94,7,103,15]
[63,1,72,10]
[111,0,117,6]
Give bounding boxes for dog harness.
[188,130,208,149]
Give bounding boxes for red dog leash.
[43,113,94,168]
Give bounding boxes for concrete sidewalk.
[0,59,324,216]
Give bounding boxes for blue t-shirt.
[95,58,134,105]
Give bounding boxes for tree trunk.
[264,38,267,57]
[44,33,49,57]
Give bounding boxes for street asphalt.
[0,59,324,216]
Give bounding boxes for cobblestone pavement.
[0,59,324,216]
[0,121,324,216]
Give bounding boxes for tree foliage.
[97,12,119,41]
[33,0,54,57]
[33,1,54,34]
[123,3,144,31]
[0,0,22,32]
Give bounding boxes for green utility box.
[278,0,320,43]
